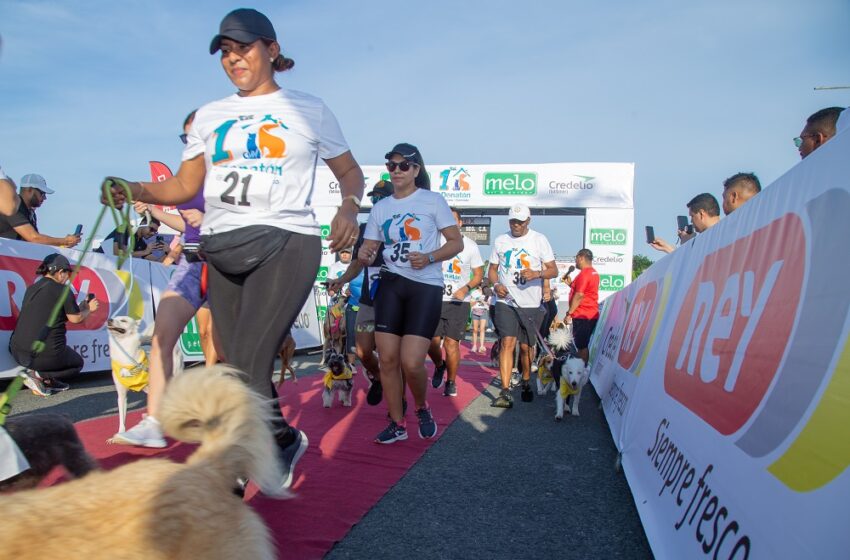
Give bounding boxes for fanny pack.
[200,225,290,276]
[183,242,204,263]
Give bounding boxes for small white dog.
[321,351,354,408]
[105,316,183,439]
[555,355,589,419]
[543,326,589,419]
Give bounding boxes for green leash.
[6,178,137,415]
[0,375,24,426]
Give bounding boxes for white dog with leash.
[105,316,183,444]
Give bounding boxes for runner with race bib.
[427,208,484,397]
[358,144,463,444]
[487,203,557,408]
[100,8,364,493]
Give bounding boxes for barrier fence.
[0,240,322,378]
[587,130,850,559]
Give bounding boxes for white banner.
[585,207,634,301]
[0,241,156,377]
[588,130,850,559]
[0,240,324,379]
[312,162,634,210]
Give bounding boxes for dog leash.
[11,180,137,403]
[0,375,25,425]
[502,287,555,359]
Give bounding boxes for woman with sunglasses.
[358,144,463,444]
[102,8,363,490]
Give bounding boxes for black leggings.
[206,232,321,434]
[12,346,83,379]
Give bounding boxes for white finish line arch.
[312,162,635,301]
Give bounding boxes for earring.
[269,57,275,63]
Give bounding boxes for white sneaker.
[21,370,50,397]
[110,415,166,448]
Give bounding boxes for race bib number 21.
[209,168,277,211]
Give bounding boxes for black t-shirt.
[0,200,37,240]
[9,277,80,355]
[355,223,386,307]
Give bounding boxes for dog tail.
[157,365,286,498]
[548,327,574,352]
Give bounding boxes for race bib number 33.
[208,168,278,211]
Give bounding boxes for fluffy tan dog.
[0,366,285,560]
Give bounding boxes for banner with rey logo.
[587,130,850,559]
[0,241,322,378]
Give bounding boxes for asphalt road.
[5,347,653,559]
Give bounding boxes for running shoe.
[110,415,167,448]
[416,406,438,439]
[432,362,447,389]
[21,370,49,397]
[521,381,534,403]
[276,429,309,490]
[366,378,383,406]
[43,378,70,393]
[492,388,514,408]
[443,380,458,397]
[375,420,408,444]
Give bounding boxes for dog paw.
[555,415,563,422]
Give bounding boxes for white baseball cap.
[19,173,55,194]
[508,203,530,222]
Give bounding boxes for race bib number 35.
[208,168,277,211]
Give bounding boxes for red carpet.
[45,345,496,559]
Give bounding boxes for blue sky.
[1,0,848,262]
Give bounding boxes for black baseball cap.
[366,179,394,198]
[209,8,277,54]
[41,253,72,272]
[385,143,430,190]
[384,143,423,166]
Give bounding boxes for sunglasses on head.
[179,133,188,145]
[385,161,416,172]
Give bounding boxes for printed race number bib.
[207,168,279,211]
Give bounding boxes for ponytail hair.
[272,54,295,73]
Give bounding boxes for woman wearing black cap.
[101,8,363,490]
[358,144,463,444]
[9,253,99,396]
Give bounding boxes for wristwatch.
[428,253,435,264]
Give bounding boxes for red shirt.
[569,266,600,320]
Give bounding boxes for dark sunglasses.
[385,161,416,172]
[179,133,188,145]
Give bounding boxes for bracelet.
[341,194,361,209]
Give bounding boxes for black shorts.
[493,301,544,347]
[572,317,599,350]
[434,301,470,341]
[374,271,443,338]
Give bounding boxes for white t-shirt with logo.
[364,188,456,287]
[441,235,484,302]
[490,229,555,308]
[183,89,350,236]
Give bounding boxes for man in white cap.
[487,203,557,408]
[0,174,80,248]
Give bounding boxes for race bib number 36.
[208,168,277,211]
